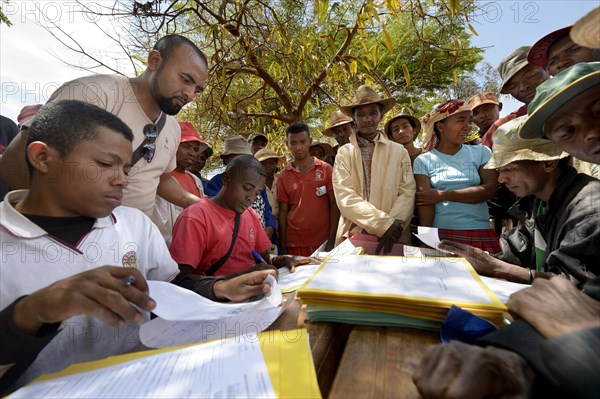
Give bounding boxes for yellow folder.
[28,329,320,398]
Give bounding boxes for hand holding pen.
[11,266,156,336]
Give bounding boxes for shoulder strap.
[204,212,241,276]
[131,112,168,166]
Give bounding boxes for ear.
[26,141,54,174]
[498,103,503,112]
[542,159,559,172]
[221,171,230,187]
[147,49,163,72]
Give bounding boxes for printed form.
[9,334,275,399]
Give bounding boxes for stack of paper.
[9,330,321,399]
[298,255,507,327]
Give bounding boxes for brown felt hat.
[339,85,396,117]
[323,111,353,137]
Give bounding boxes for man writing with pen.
[169,154,313,300]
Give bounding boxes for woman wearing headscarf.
[413,99,500,253]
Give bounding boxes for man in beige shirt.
[333,85,416,253]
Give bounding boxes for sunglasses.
[141,124,158,162]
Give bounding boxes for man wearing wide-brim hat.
[333,85,416,253]
[441,115,599,287]
[480,46,549,148]
[323,110,354,148]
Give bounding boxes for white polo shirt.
[0,190,180,387]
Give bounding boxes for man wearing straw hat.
[414,116,600,399]
[384,111,422,164]
[333,85,416,254]
[322,110,354,153]
[439,116,599,286]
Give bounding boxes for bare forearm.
[439,184,498,204]
[157,174,200,208]
[418,205,435,227]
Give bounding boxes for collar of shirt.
[0,190,115,239]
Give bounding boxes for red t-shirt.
[172,170,201,197]
[170,198,271,275]
[277,157,333,247]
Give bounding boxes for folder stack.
[298,255,507,328]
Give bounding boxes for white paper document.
[140,277,286,348]
[303,255,499,305]
[414,226,454,254]
[310,238,361,259]
[9,334,276,399]
[480,276,530,303]
[278,264,321,292]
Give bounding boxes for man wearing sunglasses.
[0,35,208,240]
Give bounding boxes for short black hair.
[225,154,266,180]
[153,34,208,67]
[286,121,310,137]
[27,100,133,170]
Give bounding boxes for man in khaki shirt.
[333,85,416,253]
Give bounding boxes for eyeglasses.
[141,124,158,163]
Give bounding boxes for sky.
[1,0,599,122]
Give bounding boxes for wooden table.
[274,297,441,398]
[328,326,439,398]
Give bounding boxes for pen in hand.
[252,249,268,264]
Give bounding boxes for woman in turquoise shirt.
[413,99,500,253]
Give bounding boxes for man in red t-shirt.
[278,122,339,256]
[170,155,311,279]
[172,121,208,197]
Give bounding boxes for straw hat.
[323,111,353,137]
[486,116,568,169]
[254,148,286,164]
[570,7,600,49]
[421,99,472,151]
[339,85,396,117]
[527,26,572,67]
[498,46,531,94]
[468,92,501,110]
[178,122,208,153]
[384,111,421,140]
[220,134,252,157]
[519,62,600,139]
[309,141,334,160]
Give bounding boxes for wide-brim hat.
[310,141,334,159]
[384,112,421,140]
[486,116,569,169]
[468,92,501,110]
[570,7,600,49]
[221,134,253,157]
[179,121,209,152]
[339,85,396,117]
[247,132,268,143]
[323,111,353,137]
[519,62,600,139]
[255,148,285,164]
[527,26,572,68]
[499,46,531,94]
[421,99,472,149]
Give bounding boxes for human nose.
[582,120,600,141]
[498,170,508,184]
[112,167,129,187]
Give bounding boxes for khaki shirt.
[333,131,416,244]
